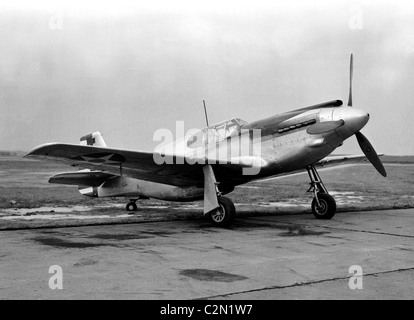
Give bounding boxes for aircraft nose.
[333,107,369,139]
[347,108,369,132]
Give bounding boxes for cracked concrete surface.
[0,208,413,300]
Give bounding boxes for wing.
[259,154,381,181]
[25,143,262,187]
[315,154,381,168]
[25,143,205,187]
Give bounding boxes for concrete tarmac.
[0,208,413,300]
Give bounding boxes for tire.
[209,196,236,228]
[311,193,336,219]
[126,202,138,212]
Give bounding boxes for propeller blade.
[347,53,353,107]
[355,131,387,177]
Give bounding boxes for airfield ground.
[0,156,413,229]
[0,209,413,300]
[0,156,413,299]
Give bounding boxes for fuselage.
[166,100,369,182]
[246,103,369,180]
[85,100,369,201]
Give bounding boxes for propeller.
[348,53,353,107]
[355,132,387,177]
[347,53,387,177]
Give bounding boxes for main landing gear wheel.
[126,201,138,212]
[312,193,336,219]
[209,196,236,228]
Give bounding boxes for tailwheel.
[126,201,138,212]
[312,193,336,219]
[209,196,236,228]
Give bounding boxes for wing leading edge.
[259,154,383,181]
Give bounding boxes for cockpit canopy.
[187,118,249,148]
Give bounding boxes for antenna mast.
[203,100,209,127]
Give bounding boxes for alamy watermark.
[49,10,63,30]
[152,121,263,175]
[349,5,364,30]
[49,265,63,290]
[348,265,363,290]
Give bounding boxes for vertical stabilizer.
[80,131,107,147]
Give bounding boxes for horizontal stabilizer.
[49,170,115,187]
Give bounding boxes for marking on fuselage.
[273,134,311,149]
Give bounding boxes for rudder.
[80,131,107,147]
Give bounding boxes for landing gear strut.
[307,165,337,219]
[126,199,138,212]
[203,165,236,227]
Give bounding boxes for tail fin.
[80,131,107,147]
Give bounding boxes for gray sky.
[0,0,413,155]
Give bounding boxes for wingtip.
[23,142,62,159]
[23,148,38,158]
